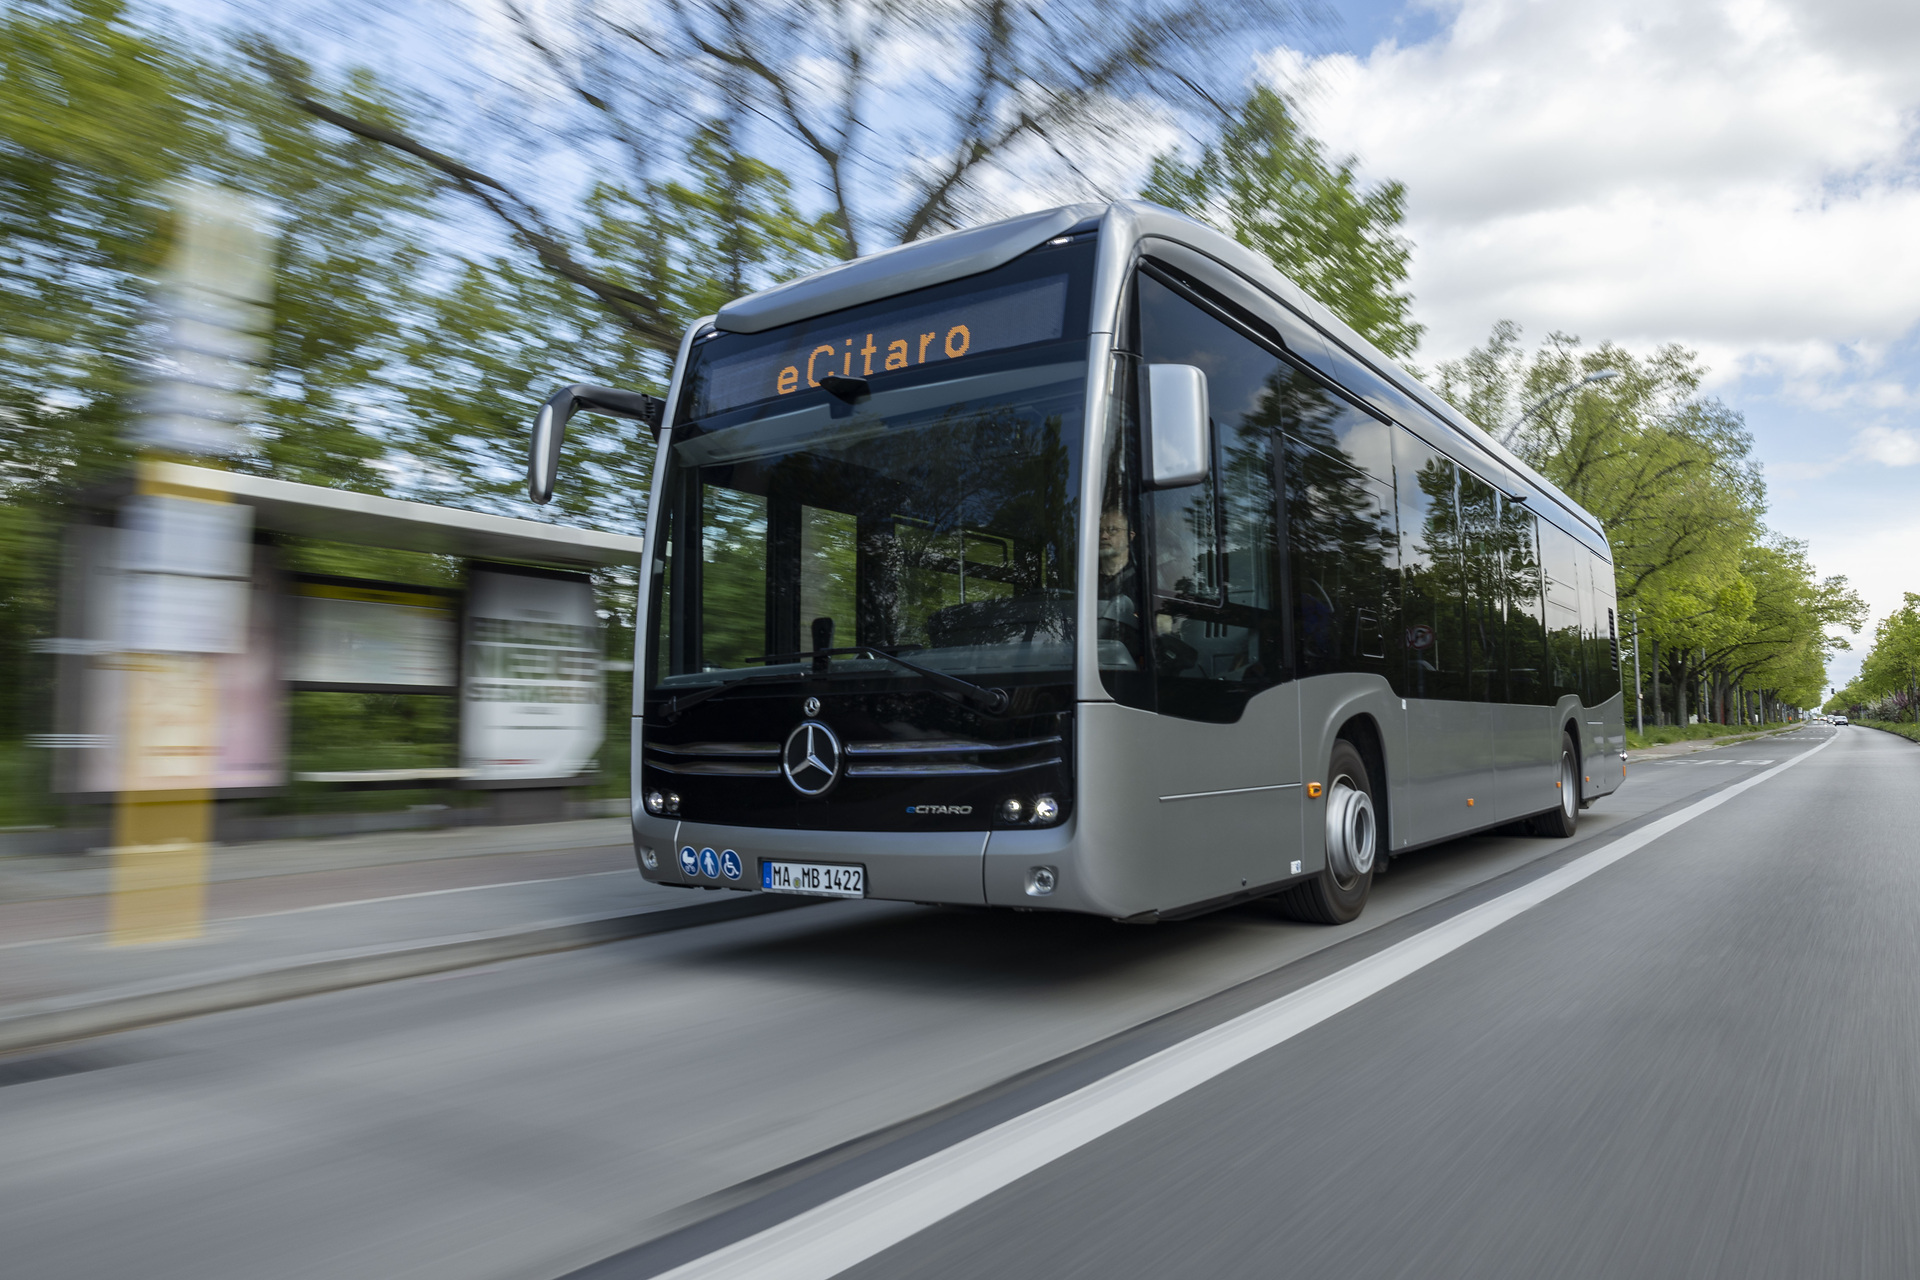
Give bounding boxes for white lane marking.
[651,732,1838,1280]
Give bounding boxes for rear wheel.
[1274,740,1377,925]
[1526,734,1580,838]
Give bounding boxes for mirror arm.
[528,383,666,505]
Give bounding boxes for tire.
[1526,734,1580,838]
[1274,739,1378,925]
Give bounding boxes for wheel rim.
[1325,774,1377,886]
[1561,753,1578,819]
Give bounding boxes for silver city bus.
[529,201,1625,924]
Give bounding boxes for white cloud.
[1263,0,1920,366]
[1852,423,1920,466]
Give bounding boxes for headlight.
[1030,795,1060,823]
[999,796,1025,822]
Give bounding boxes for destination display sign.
[691,273,1070,418]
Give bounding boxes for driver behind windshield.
[1097,506,1145,666]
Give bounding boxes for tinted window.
[1460,470,1502,703]
[1394,429,1466,700]
[1135,274,1285,723]
[1501,500,1548,704]
[1300,342,1434,452]
[1585,552,1621,704]
[1096,355,1152,709]
[1540,519,1586,703]
[1285,435,1397,682]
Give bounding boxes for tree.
[1434,324,1785,723]
[1142,86,1421,357]
[1842,594,1920,722]
[256,0,1290,350]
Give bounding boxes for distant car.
[1831,715,1849,725]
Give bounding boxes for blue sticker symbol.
[720,849,743,881]
[678,845,699,877]
[699,847,721,879]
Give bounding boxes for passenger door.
[1393,429,1488,844]
[1115,270,1302,903]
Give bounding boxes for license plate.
[761,860,865,898]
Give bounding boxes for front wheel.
[1526,734,1580,838]
[1274,740,1377,925]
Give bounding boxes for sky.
[1288,0,1920,694]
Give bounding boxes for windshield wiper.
[744,645,1012,716]
[646,669,802,722]
[850,645,1011,715]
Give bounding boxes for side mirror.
[528,383,665,505]
[1145,364,1210,489]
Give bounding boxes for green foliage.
[1437,324,1862,722]
[1832,594,1920,720]
[1143,86,1423,358]
[1625,721,1792,751]
[0,4,851,806]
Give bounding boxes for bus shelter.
[49,461,644,826]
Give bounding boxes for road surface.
[4,724,1911,1280]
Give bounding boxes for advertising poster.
[288,578,459,691]
[460,566,604,783]
[66,530,286,794]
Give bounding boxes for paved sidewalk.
[0,818,803,1054]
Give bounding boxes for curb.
[0,891,815,1056]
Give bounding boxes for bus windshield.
[648,241,1095,695]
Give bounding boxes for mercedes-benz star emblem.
[803,696,821,717]
[782,720,842,797]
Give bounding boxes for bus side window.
[1136,272,1286,724]
[1502,498,1549,705]
[1584,549,1621,705]
[1539,519,1585,703]
[1393,429,1466,700]
[1459,469,1502,703]
[1283,432,1396,680]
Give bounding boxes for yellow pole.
[107,463,225,945]
[106,182,269,943]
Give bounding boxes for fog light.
[639,846,658,870]
[1031,795,1060,824]
[645,789,668,815]
[1000,796,1025,822]
[1026,866,1057,896]
[665,791,681,815]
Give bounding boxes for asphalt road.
[4,724,1907,1280]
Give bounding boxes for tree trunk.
[1651,638,1663,726]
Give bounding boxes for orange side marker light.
[1306,782,1323,798]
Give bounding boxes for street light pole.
[1631,609,1643,736]
[1494,369,1620,449]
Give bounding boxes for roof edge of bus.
[1108,201,1610,553]
[713,203,1108,335]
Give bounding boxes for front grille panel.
[638,686,1073,831]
